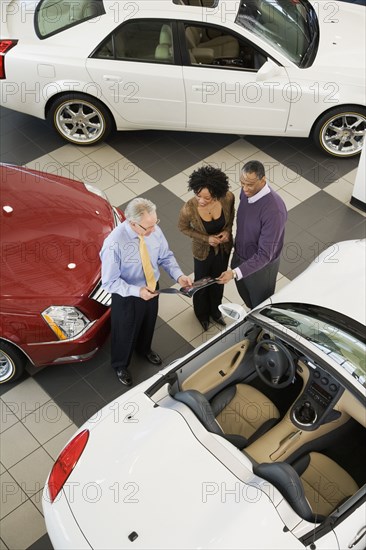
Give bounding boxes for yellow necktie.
[139,235,157,291]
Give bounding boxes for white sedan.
[43,239,366,549]
[1,0,365,157]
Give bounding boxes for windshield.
[261,305,366,388]
[235,0,318,66]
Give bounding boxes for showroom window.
[93,20,175,64]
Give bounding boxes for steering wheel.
[253,339,296,388]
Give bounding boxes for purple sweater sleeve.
[235,191,287,278]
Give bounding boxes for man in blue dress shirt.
[100,197,192,386]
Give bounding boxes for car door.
[86,20,186,129]
[180,22,291,134]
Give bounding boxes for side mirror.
[256,59,280,81]
[219,303,246,322]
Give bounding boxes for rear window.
[35,0,105,38]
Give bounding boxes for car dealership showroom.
[1,0,366,549]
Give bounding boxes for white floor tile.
[21,402,74,445]
[161,172,190,196]
[104,156,139,182]
[0,400,18,434]
[277,188,301,210]
[267,162,303,188]
[1,378,50,420]
[0,423,39,469]
[49,144,85,164]
[282,177,319,202]
[104,182,136,206]
[204,149,239,171]
[86,144,124,167]
[0,537,9,550]
[124,170,159,195]
[0,500,46,550]
[223,138,259,161]
[0,471,27,520]
[324,177,354,204]
[9,447,54,497]
[169,308,207,342]
[158,293,190,323]
[64,155,103,182]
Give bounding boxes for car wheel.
[49,94,113,146]
[312,106,366,158]
[0,342,26,384]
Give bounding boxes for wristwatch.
[231,269,237,280]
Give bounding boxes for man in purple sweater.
[218,160,287,308]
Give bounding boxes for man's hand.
[140,287,158,300]
[217,270,235,284]
[178,275,193,287]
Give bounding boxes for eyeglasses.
[134,219,160,232]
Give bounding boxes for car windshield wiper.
[300,7,319,67]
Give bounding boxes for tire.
[0,341,26,384]
[312,106,366,158]
[48,93,114,146]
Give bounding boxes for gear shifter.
[295,400,317,425]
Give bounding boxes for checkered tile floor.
[0,105,365,550]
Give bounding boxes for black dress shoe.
[145,350,162,365]
[212,315,226,327]
[199,320,210,331]
[116,368,132,386]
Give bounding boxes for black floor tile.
[34,364,82,400]
[52,378,107,427]
[153,323,194,363]
[288,192,344,229]
[282,151,319,177]
[141,157,182,183]
[26,533,53,550]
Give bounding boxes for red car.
[0,163,124,384]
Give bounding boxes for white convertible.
[43,239,366,549]
[1,0,365,156]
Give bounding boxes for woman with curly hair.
[178,165,235,331]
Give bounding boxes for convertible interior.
[152,318,366,526]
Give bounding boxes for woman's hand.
[216,230,230,243]
[208,235,222,246]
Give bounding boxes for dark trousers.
[111,293,159,372]
[193,248,229,322]
[231,252,280,309]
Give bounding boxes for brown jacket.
[178,191,235,260]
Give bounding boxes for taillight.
[0,39,18,79]
[48,429,89,503]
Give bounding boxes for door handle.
[103,75,122,82]
[348,526,366,548]
[192,85,204,92]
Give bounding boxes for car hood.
[61,393,302,550]
[1,165,115,308]
[311,1,366,76]
[265,240,366,326]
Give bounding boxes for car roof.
[266,239,366,327]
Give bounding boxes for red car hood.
[1,164,116,312]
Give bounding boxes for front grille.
[89,280,111,306]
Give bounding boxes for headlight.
[84,183,108,201]
[42,306,91,340]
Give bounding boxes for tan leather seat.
[175,384,280,449]
[254,452,359,521]
[185,26,239,60]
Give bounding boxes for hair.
[124,197,156,222]
[187,165,230,200]
[241,160,265,180]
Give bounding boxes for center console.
[291,362,343,430]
